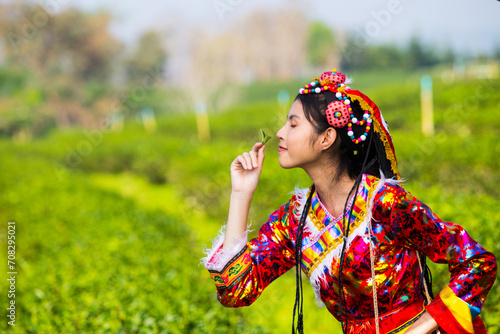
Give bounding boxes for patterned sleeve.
[201,198,298,307]
[377,184,497,334]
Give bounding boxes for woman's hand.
[230,142,265,195]
[224,142,265,250]
[403,311,439,334]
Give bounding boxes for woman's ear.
[319,127,337,151]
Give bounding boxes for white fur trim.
[345,77,353,85]
[292,173,403,306]
[200,224,251,272]
[362,170,403,245]
[307,176,369,306]
[291,185,310,222]
[378,110,391,134]
[291,185,322,235]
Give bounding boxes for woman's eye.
[290,124,297,128]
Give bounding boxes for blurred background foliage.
[0,1,499,333]
[1,3,499,140]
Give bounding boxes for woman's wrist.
[404,311,438,334]
[230,190,255,207]
[224,190,253,250]
[231,189,255,198]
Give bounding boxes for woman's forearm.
[223,191,253,251]
[404,311,439,334]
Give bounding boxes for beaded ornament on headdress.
[299,69,372,144]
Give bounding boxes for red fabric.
[426,297,471,334]
[204,176,497,330]
[346,298,426,334]
[473,317,487,334]
[426,294,487,334]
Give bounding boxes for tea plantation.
[1,73,499,332]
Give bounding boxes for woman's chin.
[278,158,294,169]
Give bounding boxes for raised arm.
[224,142,266,250]
[201,142,300,307]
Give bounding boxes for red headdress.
[293,68,402,334]
[299,68,400,180]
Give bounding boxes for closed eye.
[287,114,299,128]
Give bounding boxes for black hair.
[291,89,433,334]
[292,90,378,334]
[291,90,399,334]
[294,92,381,183]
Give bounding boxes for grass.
[0,72,499,332]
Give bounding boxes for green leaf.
[260,129,272,145]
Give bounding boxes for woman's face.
[276,100,323,169]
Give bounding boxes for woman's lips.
[279,146,287,152]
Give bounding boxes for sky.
[31,0,500,56]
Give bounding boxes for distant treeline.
[0,3,169,138]
[306,21,500,71]
[0,4,498,138]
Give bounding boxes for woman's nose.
[276,125,285,140]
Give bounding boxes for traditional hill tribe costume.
[201,70,497,334]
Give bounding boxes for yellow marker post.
[194,101,210,141]
[141,107,157,134]
[420,75,434,137]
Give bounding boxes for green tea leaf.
[260,129,272,145]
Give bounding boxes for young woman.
[201,70,497,333]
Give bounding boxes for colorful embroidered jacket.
[202,174,497,333]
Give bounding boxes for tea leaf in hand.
[260,129,272,145]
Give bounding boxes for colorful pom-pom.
[326,100,350,128]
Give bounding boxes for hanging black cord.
[337,176,362,333]
[338,134,376,334]
[292,184,315,334]
[337,157,376,333]
[421,252,435,300]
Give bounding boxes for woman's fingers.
[234,155,247,170]
[252,142,263,153]
[258,144,265,166]
[250,142,266,169]
[234,143,265,171]
[249,148,258,168]
[251,142,265,168]
[242,152,253,170]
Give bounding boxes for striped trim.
[301,174,378,277]
[425,285,475,333]
[386,308,425,334]
[347,299,427,334]
[209,245,252,289]
[294,175,385,305]
[440,286,474,332]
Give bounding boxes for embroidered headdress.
[299,68,400,180]
[292,69,402,334]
